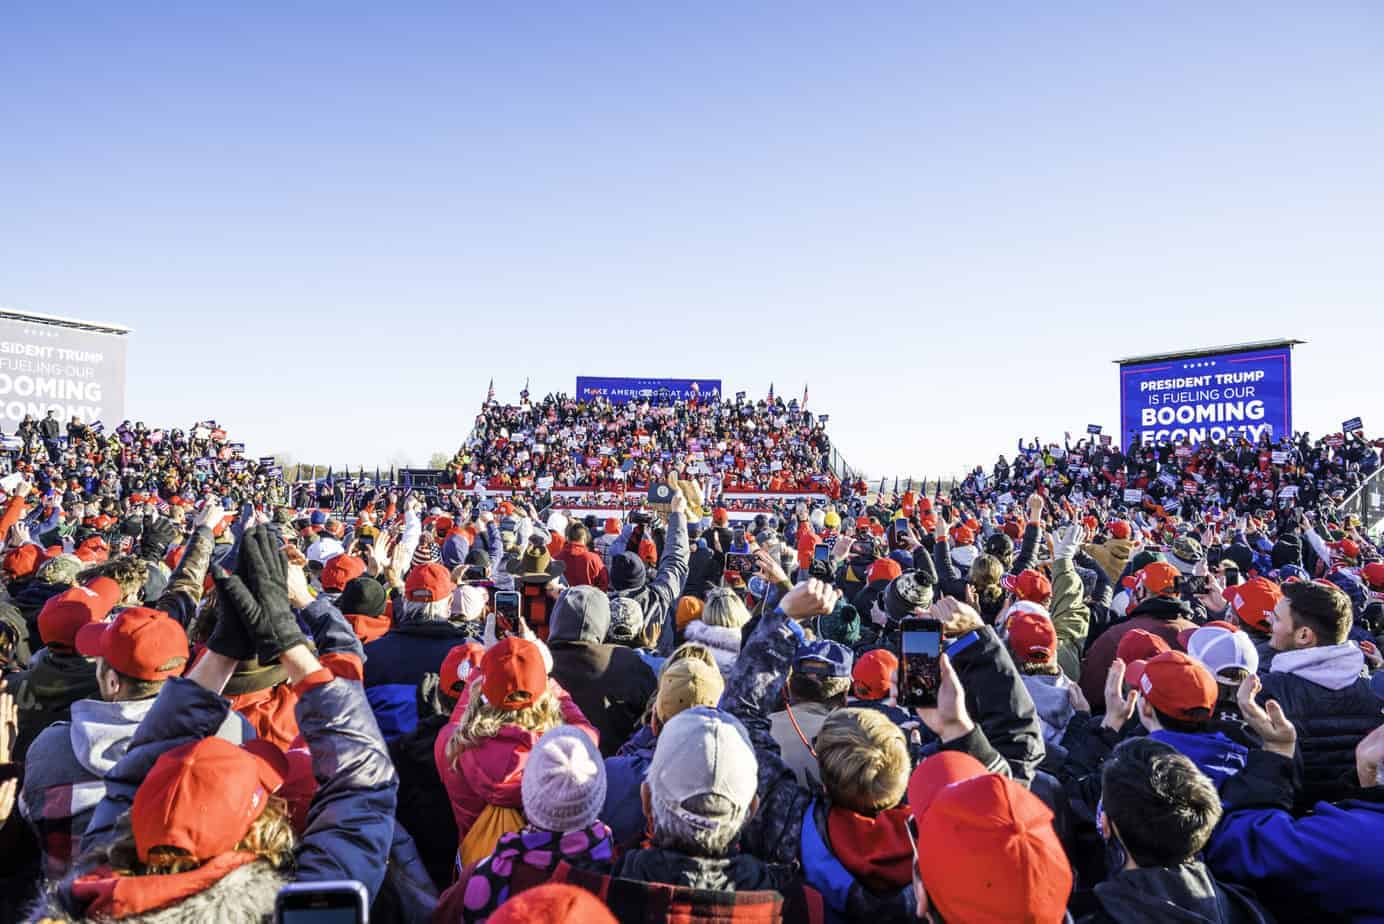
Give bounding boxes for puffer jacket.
[722,608,1008,923]
[435,679,596,845]
[365,618,475,742]
[602,725,657,851]
[19,696,248,881]
[681,620,742,675]
[1259,642,1382,809]
[31,672,398,921]
[609,511,690,656]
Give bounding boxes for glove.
[237,525,308,664]
[140,516,178,561]
[1053,523,1085,562]
[206,565,257,662]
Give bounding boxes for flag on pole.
[768,382,775,402]
[802,384,808,407]
[521,378,530,401]
[486,378,495,404]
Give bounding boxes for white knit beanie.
[521,726,607,833]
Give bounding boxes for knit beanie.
[884,571,934,621]
[521,726,607,833]
[607,596,644,644]
[675,595,704,633]
[337,576,386,617]
[412,540,441,569]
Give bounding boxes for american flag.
[767,382,775,401]
[802,384,808,408]
[486,378,495,404]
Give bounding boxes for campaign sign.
[576,376,722,405]
[1086,424,1102,435]
[1343,416,1363,434]
[1120,345,1292,446]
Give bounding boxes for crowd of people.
[451,390,841,497]
[0,404,1381,922]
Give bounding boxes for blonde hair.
[106,795,295,876]
[702,588,750,630]
[816,708,909,815]
[969,554,1003,588]
[666,642,719,673]
[447,688,563,767]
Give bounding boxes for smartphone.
[494,590,521,637]
[275,880,368,923]
[726,552,756,576]
[1222,566,1241,587]
[1185,575,1209,595]
[898,617,943,709]
[813,542,831,563]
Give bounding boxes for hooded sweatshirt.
[1021,672,1076,746]
[1083,862,1272,923]
[10,648,99,758]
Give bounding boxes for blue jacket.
[1149,729,1248,787]
[363,619,475,741]
[77,674,398,902]
[1208,752,1384,923]
[602,724,657,850]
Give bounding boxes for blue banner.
[576,376,722,404]
[1120,345,1293,446]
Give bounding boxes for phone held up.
[898,616,943,709]
[276,880,369,924]
[493,589,521,638]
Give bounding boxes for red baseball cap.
[1108,520,1132,540]
[1362,561,1384,592]
[915,774,1073,923]
[131,736,284,863]
[489,883,618,924]
[481,637,547,711]
[440,641,485,698]
[854,516,872,531]
[1226,577,1282,633]
[1116,628,1171,664]
[404,562,454,602]
[319,554,365,592]
[38,577,122,650]
[852,649,898,700]
[1002,519,1023,540]
[496,501,515,517]
[74,536,110,564]
[76,606,188,681]
[712,508,729,526]
[950,525,975,546]
[1125,651,1217,721]
[604,518,621,536]
[1333,539,1360,560]
[1001,568,1053,603]
[2,544,44,579]
[906,751,987,819]
[1007,610,1057,665]
[867,558,903,584]
[1135,561,1181,596]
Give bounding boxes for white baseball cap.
[646,706,757,836]
[1185,626,1259,681]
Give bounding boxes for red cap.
[867,558,903,584]
[915,774,1073,923]
[164,545,186,571]
[950,525,975,546]
[1362,562,1384,592]
[1125,651,1217,721]
[319,554,365,592]
[1135,561,1181,596]
[604,518,621,536]
[440,641,485,697]
[712,508,729,526]
[75,536,110,563]
[76,606,188,680]
[906,751,987,820]
[1116,628,1171,664]
[404,562,454,602]
[38,578,122,650]
[1006,610,1057,665]
[1001,568,1052,603]
[481,637,547,711]
[855,516,872,531]
[1002,519,1023,540]
[1108,520,1132,540]
[852,649,897,700]
[2,544,44,579]
[131,737,283,863]
[497,501,515,517]
[1226,577,1282,633]
[489,883,618,924]
[919,512,937,533]
[1335,539,1360,560]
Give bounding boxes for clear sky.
[3,3,1381,479]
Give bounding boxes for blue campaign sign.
[576,376,722,404]
[1120,345,1293,446]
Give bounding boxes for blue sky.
[3,3,1381,478]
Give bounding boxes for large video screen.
[0,316,128,430]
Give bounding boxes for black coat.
[549,640,656,758]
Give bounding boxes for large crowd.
[0,403,1381,923]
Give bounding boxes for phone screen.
[276,884,367,924]
[494,591,521,637]
[898,619,943,708]
[1222,567,1241,587]
[279,910,361,924]
[813,542,830,563]
[726,552,755,576]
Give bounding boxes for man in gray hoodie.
[19,605,246,880]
